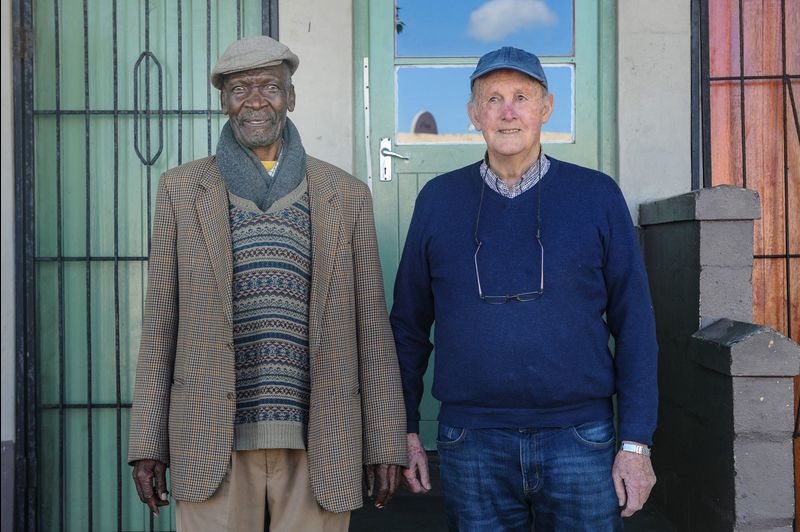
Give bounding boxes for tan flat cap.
[211,36,299,89]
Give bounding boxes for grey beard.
[233,114,286,152]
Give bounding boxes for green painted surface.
[356,0,615,449]
[33,1,264,529]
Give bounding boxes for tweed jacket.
[128,155,407,512]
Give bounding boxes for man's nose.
[500,102,516,119]
[245,90,269,109]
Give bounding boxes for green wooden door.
[355,0,616,447]
[32,1,267,530]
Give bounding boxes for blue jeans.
[436,419,623,532]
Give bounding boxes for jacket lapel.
[196,164,234,326]
[308,161,343,353]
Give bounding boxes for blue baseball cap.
[470,46,548,90]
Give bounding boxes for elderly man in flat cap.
[392,46,658,530]
[128,36,406,531]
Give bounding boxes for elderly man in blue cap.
[391,46,658,530]
[128,35,407,531]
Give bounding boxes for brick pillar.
[639,186,799,531]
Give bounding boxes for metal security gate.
[14,1,276,530]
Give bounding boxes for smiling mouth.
[498,129,521,134]
[243,119,272,127]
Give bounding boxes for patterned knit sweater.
[229,179,311,450]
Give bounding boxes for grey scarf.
[216,117,307,211]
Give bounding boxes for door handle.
[380,147,409,160]
[379,138,408,182]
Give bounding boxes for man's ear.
[541,93,554,124]
[220,91,229,116]
[467,102,481,131]
[287,85,296,112]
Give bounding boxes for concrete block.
[732,377,795,434]
[699,220,755,268]
[736,527,793,532]
[698,266,753,326]
[691,319,800,377]
[733,437,794,525]
[736,525,793,531]
[640,185,760,226]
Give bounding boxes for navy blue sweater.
[390,157,658,445]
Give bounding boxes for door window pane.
[396,64,574,144]
[396,0,574,57]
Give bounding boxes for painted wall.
[280,0,354,174]
[1,0,15,443]
[618,0,692,222]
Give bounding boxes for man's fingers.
[621,487,642,517]
[402,467,424,493]
[402,464,430,494]
[132,460,168,516]
[391,465,401,494]
[154,462,169,501]
[374,464,402,508]
[375,465,390,507]
[613,471,626,508]
[612,449,656,517]
[406,434,431,493]
[133,467,154,502]
[138,481,159,515]
[418,459,431,491]
[620,476,653,517]
[364,464,375,497]
[384,465,400,505]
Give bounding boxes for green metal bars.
[27,1,271,530]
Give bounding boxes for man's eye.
[232,86,246,94]
[487,96,499,104]
[517,94,528,101]
[265,85,280,94]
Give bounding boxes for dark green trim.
[598,1,618,179]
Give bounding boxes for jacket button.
[226,392,234,400]
[227,342,234,351]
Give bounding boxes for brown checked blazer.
[127,155,407,513]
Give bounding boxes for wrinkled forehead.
[222,64,290,87]
[474,69,546,96]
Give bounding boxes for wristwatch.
[620,441,651,457]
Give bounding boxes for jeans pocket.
[436,423,467,447]
[570,419,615,448]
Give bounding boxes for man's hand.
[364,463,401,509]
[612,444,656,517]
[132,459,169,516]
[402,433,431,494]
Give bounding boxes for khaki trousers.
[176,449,351,532]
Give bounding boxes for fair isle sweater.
[229,179,311,450]
[390,157,659,445]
